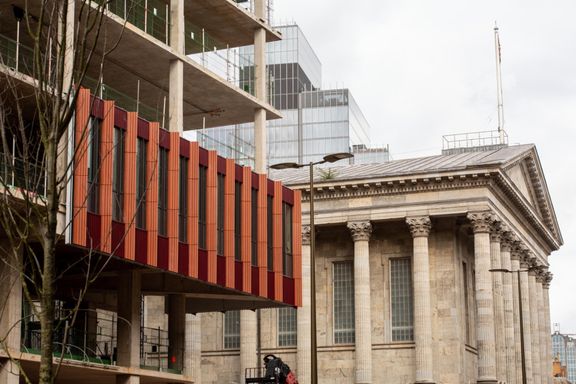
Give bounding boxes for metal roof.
[271,144,535,185]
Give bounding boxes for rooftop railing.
[442,130,509,154]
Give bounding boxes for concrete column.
[253,0,267,173]
[519,253,534,384]
[406,216,434,384]
[62,0,76,94]
[240,310,258,384]
[297,225,312,384]
[536,271,548,384]
[528,259,542,384]
[347,221,373,384]
[543,272,553,384]
[467,211,498,384]
[510,249,523,384]
[0,253,22,384]
[168,295,186,372]
[168,0,184,132]
[489,225,506,382]
[116,271,141,384]
[184,314,202,382]
[500,233,517,384]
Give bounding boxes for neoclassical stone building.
[200,144,562,384]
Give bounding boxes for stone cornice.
[406,216,431,238]
[291,167,560,251]
[347,221,372,242]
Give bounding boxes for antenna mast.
[494,23,505,144]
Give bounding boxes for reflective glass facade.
[197,24,388,167]
[552,332,576,382]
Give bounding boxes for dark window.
[390,258,414,341]
[136,138,147,229]
[87,117,100,213]
[267,195,274,271]
[282,202,293,277]
[179,157,188,242]
[198,166,207,249]
[251,188,258,266]
[333,262,355,344]
[234,181,242,261]
[112,127,125,221]
[217,173,225,255]
[158,147,168,236]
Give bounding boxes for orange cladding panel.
[241,166,252,292]
[257,173,268,297]
[167,132,180,272]
[146,123,159,266]
[99,100,114,254]
[292,190,302,307]
[206,151,218,283]
[273,181,283,302]
[188,142,199,278]
[72,88,90,247]
[123,112,137,260]
[224,159,235,288]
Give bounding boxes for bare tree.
[0,1,131,383]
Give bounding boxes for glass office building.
[196,24,389,167]
[552,331,576,382]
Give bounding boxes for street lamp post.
[271,152,353,384]
[489,267,531,384]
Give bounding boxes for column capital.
[406,216,431,238]
[467,211,496,234]
[347,221,372,242]
[302,225,311,246]
[543,272,553,289]
[535,267,548,284]
[500,229,513,252]
[489,220,503,243]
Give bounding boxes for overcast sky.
[274,0,576,332]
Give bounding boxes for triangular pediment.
[501,147,562,246]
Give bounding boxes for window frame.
[112,126,125,222]
[136,137,147,229]
[332,261,355,345]
[87,117,101,214]
[277,307,297,347]
[178,156,188,242]
[223,310,240,350]
[157,147,168,237]
[389,257,414,342]
[198,166,207,249]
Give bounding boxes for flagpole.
[494,22,505,145]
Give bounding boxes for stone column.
[297,225,312,384]
[253,0,267,172]
[348,221,373,384]
[543,272,553,384]
[536,270,548,384]
[519,252,534,384]
[467,211,498,384]
[406,216,435,383]
[510,247,523,384]
[489,224,506,382]
[240,310,258,384]
[0,253,22,384]
[184,314,202,382]
[528,258,542,384]
[168,294,186,372]
[500,232,516,384]
[116,270,141,384]
[168,0,184,132]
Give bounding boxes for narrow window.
[136,138,147,229]
[179,157,188,242]
[198,166,207,249]
[251,188,258,266]
[333,262,355,344]
[267,195,274,271]
[463,261,470,343]
[234,181,242,261]
[112,127,125,221]
[217,173,225,255]
[390,258,414,341]
[223,310,240,349]
[87,117,100,213]
[158,147,168,236]
[282,202,293,277]
[278,307,297,347]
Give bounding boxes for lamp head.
[323,152,353,163]
[270,162,301,170]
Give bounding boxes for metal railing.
[103,0,170,45]
[442,130,509,151]
[0,152,47,197]
[0,33,35,77]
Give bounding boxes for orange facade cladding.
[273,181,283,302]
[146,123,160,267]
[70,89,301,306]
[240,166,253,292]
[72,88,90,247]
[123,112,138,261]
[99,100,114,254]
[167,132,180,272]
[205,151,218,284]
[187,142,199,278]
[223,159,236,288]
[257,173,268,297]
